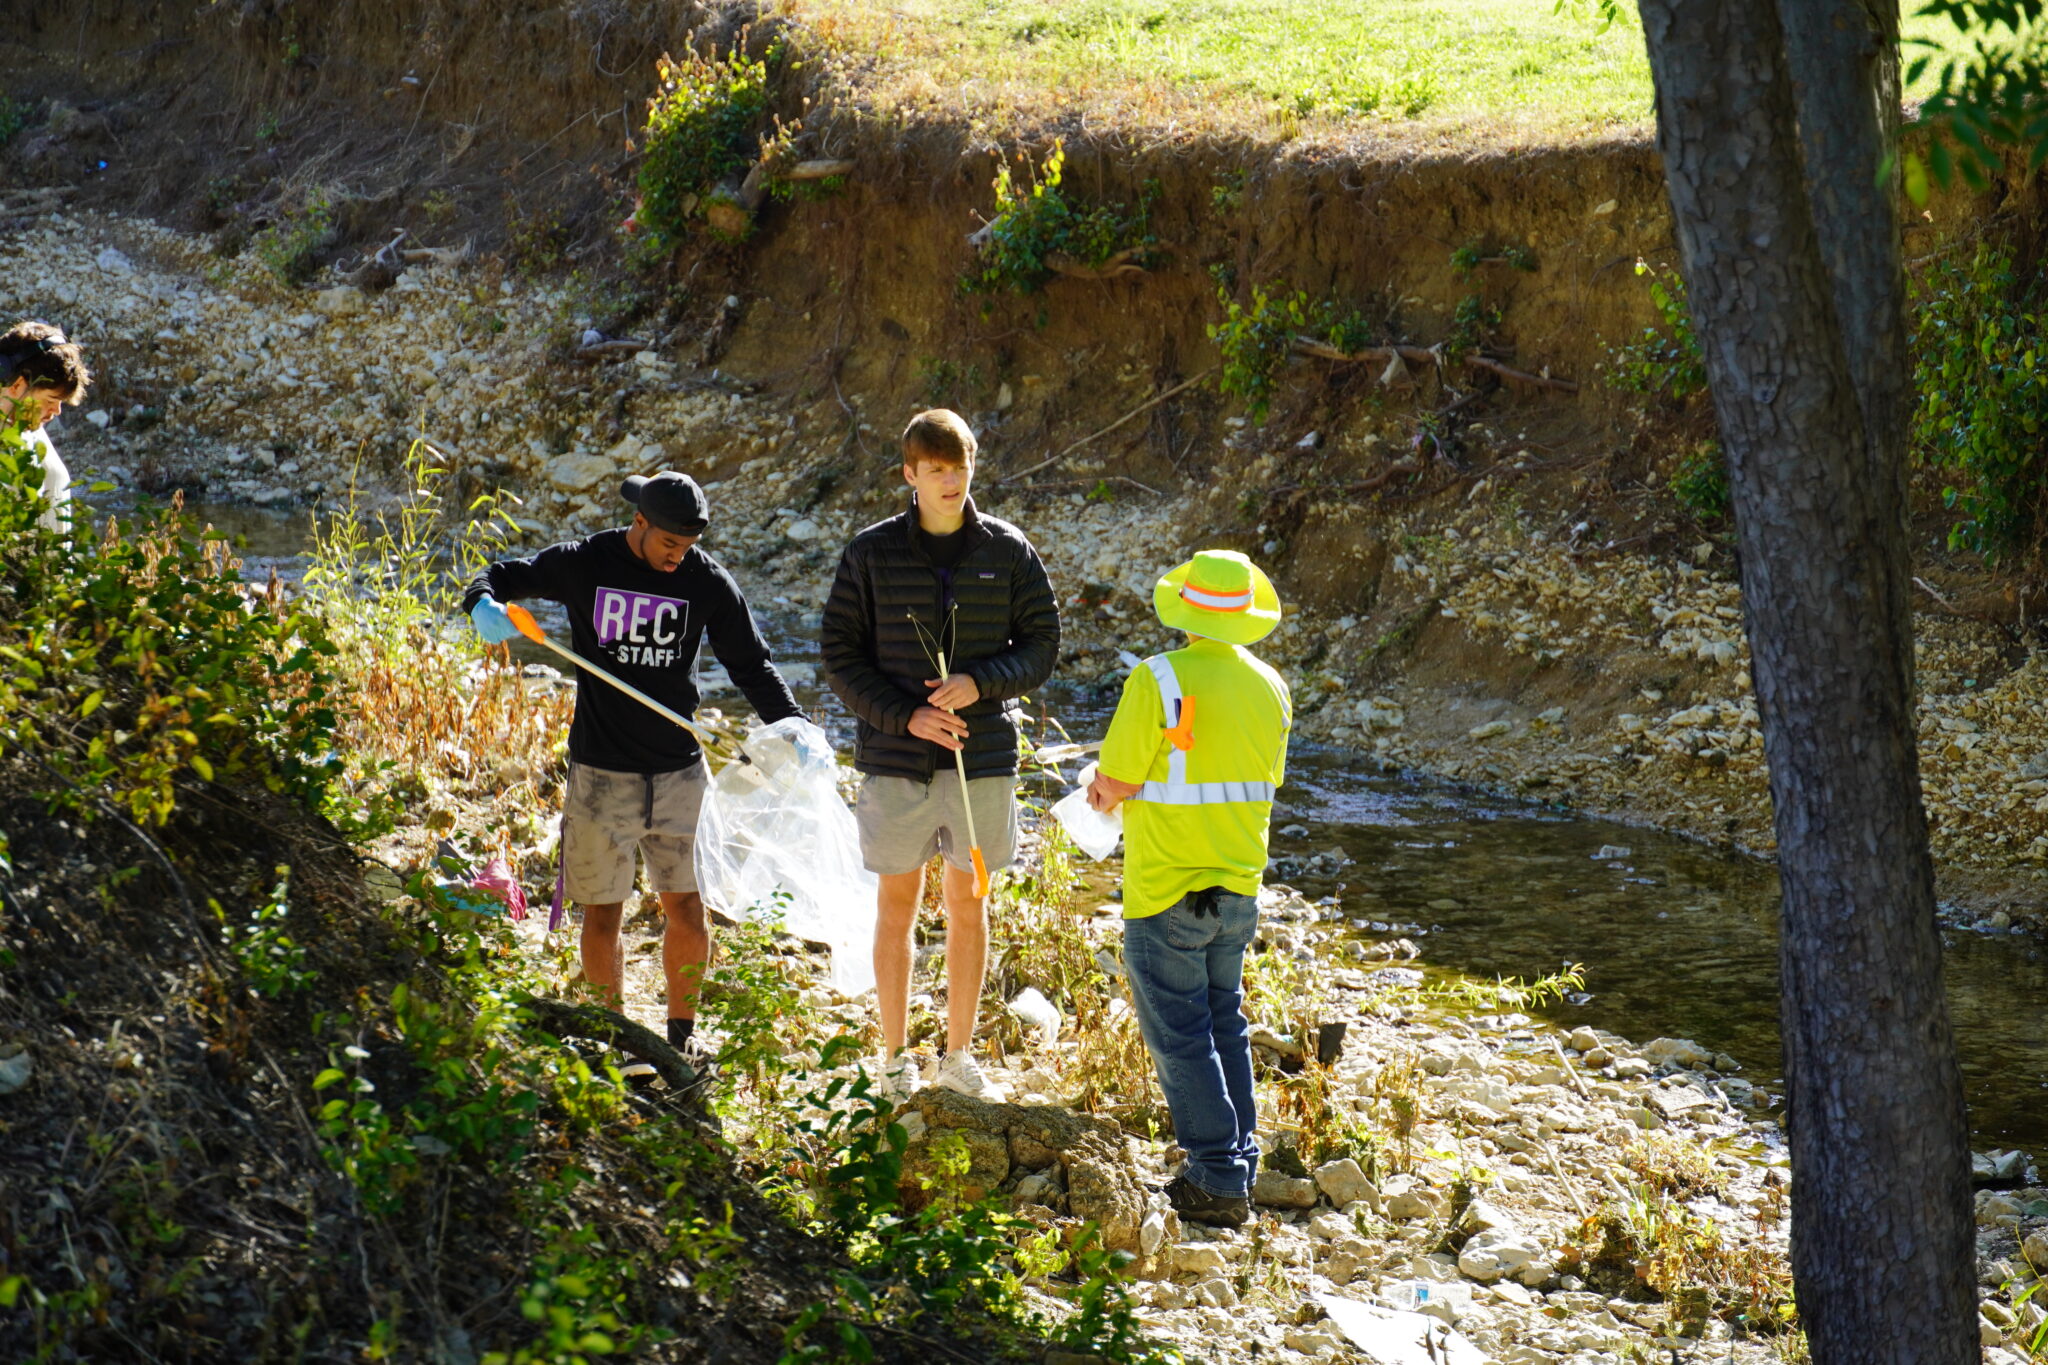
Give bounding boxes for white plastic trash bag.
[1051,761,1123,860]
[1008,987,1063,1051]
[694,717,876,996]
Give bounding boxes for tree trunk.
[1637,3,1977,1362]
[1778,0,1907,451]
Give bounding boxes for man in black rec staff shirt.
[464,472,803,1061]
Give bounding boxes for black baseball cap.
[622,472,710,535]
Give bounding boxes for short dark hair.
[0,321,91,401]
[902,409,976,468]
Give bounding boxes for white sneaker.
[872,1052,922,1105]
[932,1050,1002,1101]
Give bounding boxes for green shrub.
[1449,239,1537,279]
[218,865,316,997]
[1672,441,1730,521]
[0,93,26,145]
[251,189,335,287]
[1912,242,2048,563]
[1210,278,1382,420]
[634,42,778,249]
[1608,260,1707,401]
[779,1046,1175,1365]
[0,422,344,825]
[963,140,1161,296]
[1209,281,1301,419]
[1443,292,1502,364]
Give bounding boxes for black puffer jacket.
[820,495,1061,781]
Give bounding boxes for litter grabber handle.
[937,649,990,897]
[504,602,720,749]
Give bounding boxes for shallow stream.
[155,500,2048,1158]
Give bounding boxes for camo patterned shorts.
[560,760,706,905]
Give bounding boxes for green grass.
[783,0,1971,143]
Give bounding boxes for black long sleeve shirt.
[464,530,802,773]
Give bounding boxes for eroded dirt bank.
[4,194,2043,926]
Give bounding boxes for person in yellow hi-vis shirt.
[1087,549,1291,1228]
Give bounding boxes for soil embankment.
[4,2,2043,917]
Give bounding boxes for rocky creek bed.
[576,868,2048,1365]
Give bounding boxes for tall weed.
[299,442,556,834]
[1912,242,2048,563]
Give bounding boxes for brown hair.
[0,321,91,401]
[902,408,976,468]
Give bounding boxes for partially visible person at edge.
[1087,549,1292,1229]
[463,473,804,1072]
[820,409,1061,1101]
[0,321,93,533]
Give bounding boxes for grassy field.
[781,0,1968,144]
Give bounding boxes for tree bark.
[1637,4,1976,1363]
[1778,0,1908,454]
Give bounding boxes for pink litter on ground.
[470,855,528,921]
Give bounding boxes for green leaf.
[190,754,214,782]
[1903,151,1931,206]
[313,1067,348,1091]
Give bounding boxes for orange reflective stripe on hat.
[1179,580,1254,612]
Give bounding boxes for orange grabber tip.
[1163,694,1198,752]
[505,602,547,644]
[970,847,990,898]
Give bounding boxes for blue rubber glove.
[470,597,520,645]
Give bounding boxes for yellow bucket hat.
[1152,549,1283,645]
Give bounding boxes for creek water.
[156,501,2048,1158]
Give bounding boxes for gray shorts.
[854,773,1018,877]
[561,760,706,905]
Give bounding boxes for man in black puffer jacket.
[821,409,1060,1100]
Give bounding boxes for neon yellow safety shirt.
[1097,636,1292,920]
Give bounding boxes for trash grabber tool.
[504,602,720,747]
[935,648,990,897]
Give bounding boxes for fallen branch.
[783,158,854,181]
[1293,337,1438,367]
[1000,366,1215,485]
[1464,353,1578,392]
[1537,1135,1591,1220]
[1350,458,1424,493]
[1549,1035,1594,1102]
[1291,335,1579,393]
[571,338,655,362]
[333,229,407,283]
[1912,575,1960,613]
[515,997,710,1109]
[1044,246,1152,281]
[398,238,472,268]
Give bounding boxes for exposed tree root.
[1292,335,1580,393]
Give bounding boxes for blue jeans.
[1122,888,1260,1199]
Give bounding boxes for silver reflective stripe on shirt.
[1136,654,1277,806]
